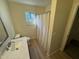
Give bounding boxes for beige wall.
[67,0,79,41]
[68,9,79,42]
[73,0,79,41]
[60,0,79,51]
[69,0,79,41]
[0,0,15,38]
[49,0,73,54]
[8,1,45,39]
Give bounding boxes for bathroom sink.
[1,37,30,59]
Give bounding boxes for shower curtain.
[36,12,50,53]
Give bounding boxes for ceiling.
[8,0,51,7]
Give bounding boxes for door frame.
[60,3,79,51]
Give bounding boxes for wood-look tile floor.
[50,51,72,59]
[29,39,72,59]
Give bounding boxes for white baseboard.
[47,49,60,56]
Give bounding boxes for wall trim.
[47,49,60,56]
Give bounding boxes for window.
[25,12,37,25]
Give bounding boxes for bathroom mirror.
[0,17,8,46]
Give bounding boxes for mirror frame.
[0,17,9,46]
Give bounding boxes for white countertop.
[1,37,30,59]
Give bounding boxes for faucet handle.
[8,42,11,47]
[6,42,11,51]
